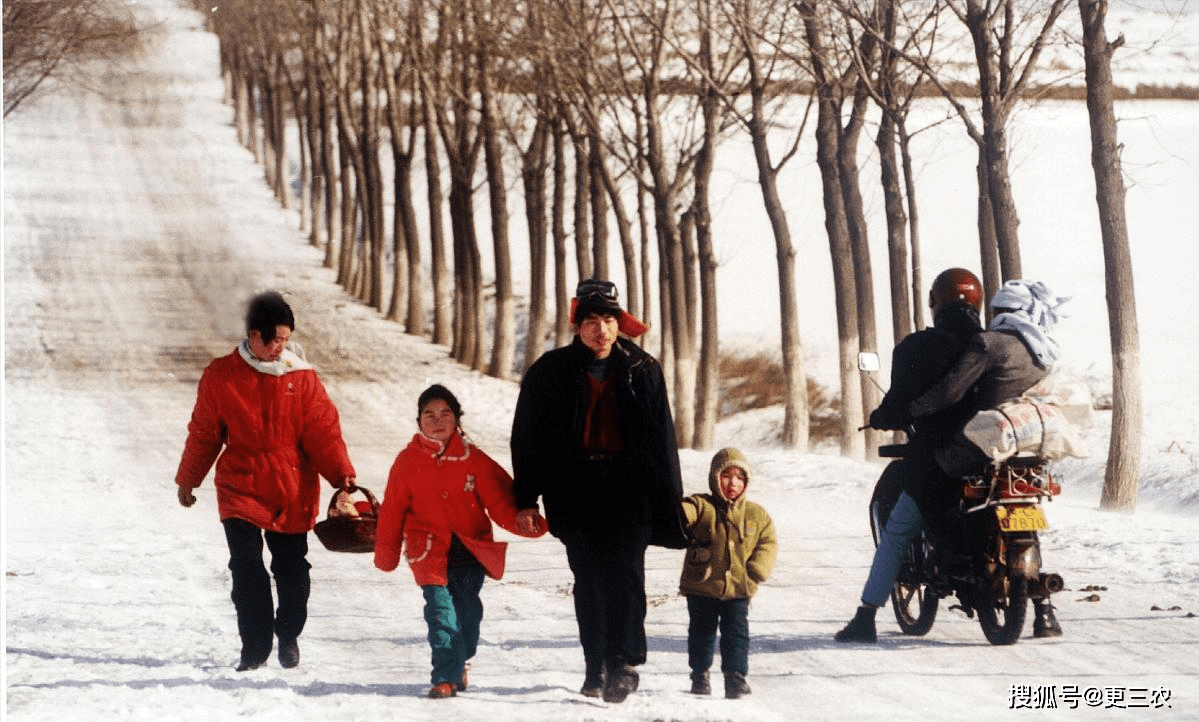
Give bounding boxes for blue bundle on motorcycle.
[963,399,1087,462]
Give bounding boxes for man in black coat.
[512,279,688,703]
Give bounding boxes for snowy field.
[4,1,1199,721]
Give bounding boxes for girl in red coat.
[374,385,546,698]
[175,291,357,672]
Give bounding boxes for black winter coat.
[510,336,689,549]
[872,304,982,448]
[870,304,981,515]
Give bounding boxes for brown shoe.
[457,662,471,692]
[427,682,456,699]
[724,671,752,699]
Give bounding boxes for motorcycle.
[868,442,1064,645]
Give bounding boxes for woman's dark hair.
[417,384,464,419]
[245,291,295,343]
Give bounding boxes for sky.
[3,1,1198,721]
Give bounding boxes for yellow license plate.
[996,505,1048,532]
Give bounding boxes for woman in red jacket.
[175,291,356,672]
[374,385,546,699]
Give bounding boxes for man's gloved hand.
[869,405,911,431]
[177,485,197,508]
[339,476,357,491]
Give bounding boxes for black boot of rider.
[834,605,878,643]
[1033,600,1063,638]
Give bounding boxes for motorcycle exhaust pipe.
[1040,572,1065,594]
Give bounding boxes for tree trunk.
[840,81,881,456]
[380,45,420,328]
[897,119,925,331]
[692,1,719,450]
[964,0,1022,281]
[569,120,593,282]
[803,2,864,458]
[976,156,1002,319]
[589,132,610,282]
[1080,0,1142,511]
[522,112,551,372]
[336,120,358,290]
[423,86,452,346]
[877,111,912,345]
[271,55,290,211]
[480,62,515,380]
[735,3,809,449]
[551,113,571,346]
[318,73,340,269]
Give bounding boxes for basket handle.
[327,484,381,514]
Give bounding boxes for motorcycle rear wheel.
[977,575,1029,645]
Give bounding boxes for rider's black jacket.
[870,303,982,514]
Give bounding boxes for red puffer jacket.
[175,349,356,534]
[374,431,544,586]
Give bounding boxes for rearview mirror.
[858,352,880,372]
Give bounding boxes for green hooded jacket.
[679,447,778,600]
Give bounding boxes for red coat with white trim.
[174,348,355,534]
[374,431,544,586]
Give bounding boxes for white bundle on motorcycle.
[963,398,1088,462]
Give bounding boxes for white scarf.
[237,339,312,376]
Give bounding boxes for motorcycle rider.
[833,268,984,643]
[835,274,1067,642]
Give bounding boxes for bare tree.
[706,0,815,450]
[474,0,518,380]
[800,0,865,457]
[376,0,426,334]
[4,0,142,118]
[951,0,1069,287]
[604,0,705,447]
[1078,0,1141,511]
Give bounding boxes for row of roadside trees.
[188,0,1141,508]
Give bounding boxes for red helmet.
[928,268,983,313]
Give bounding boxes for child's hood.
[708,446,752,503]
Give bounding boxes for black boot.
[278,637,300,668]
[834,605,878,643]
[580,660,605,698]
[602,658,639,704]
[689,670,711,695]
[1034,600,1063,638]
[724,671,752,699]
[236,640,272,672]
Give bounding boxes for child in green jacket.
[679,447,778,699]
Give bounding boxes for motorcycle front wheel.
[977,575,1029,645]
[890,535,938,635]
[891,579,938,635]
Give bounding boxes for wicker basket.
[314,485,379,553]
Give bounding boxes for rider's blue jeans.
[861,491,924,608]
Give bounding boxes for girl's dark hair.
[417,384,464,419]
[245,291,295,343]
